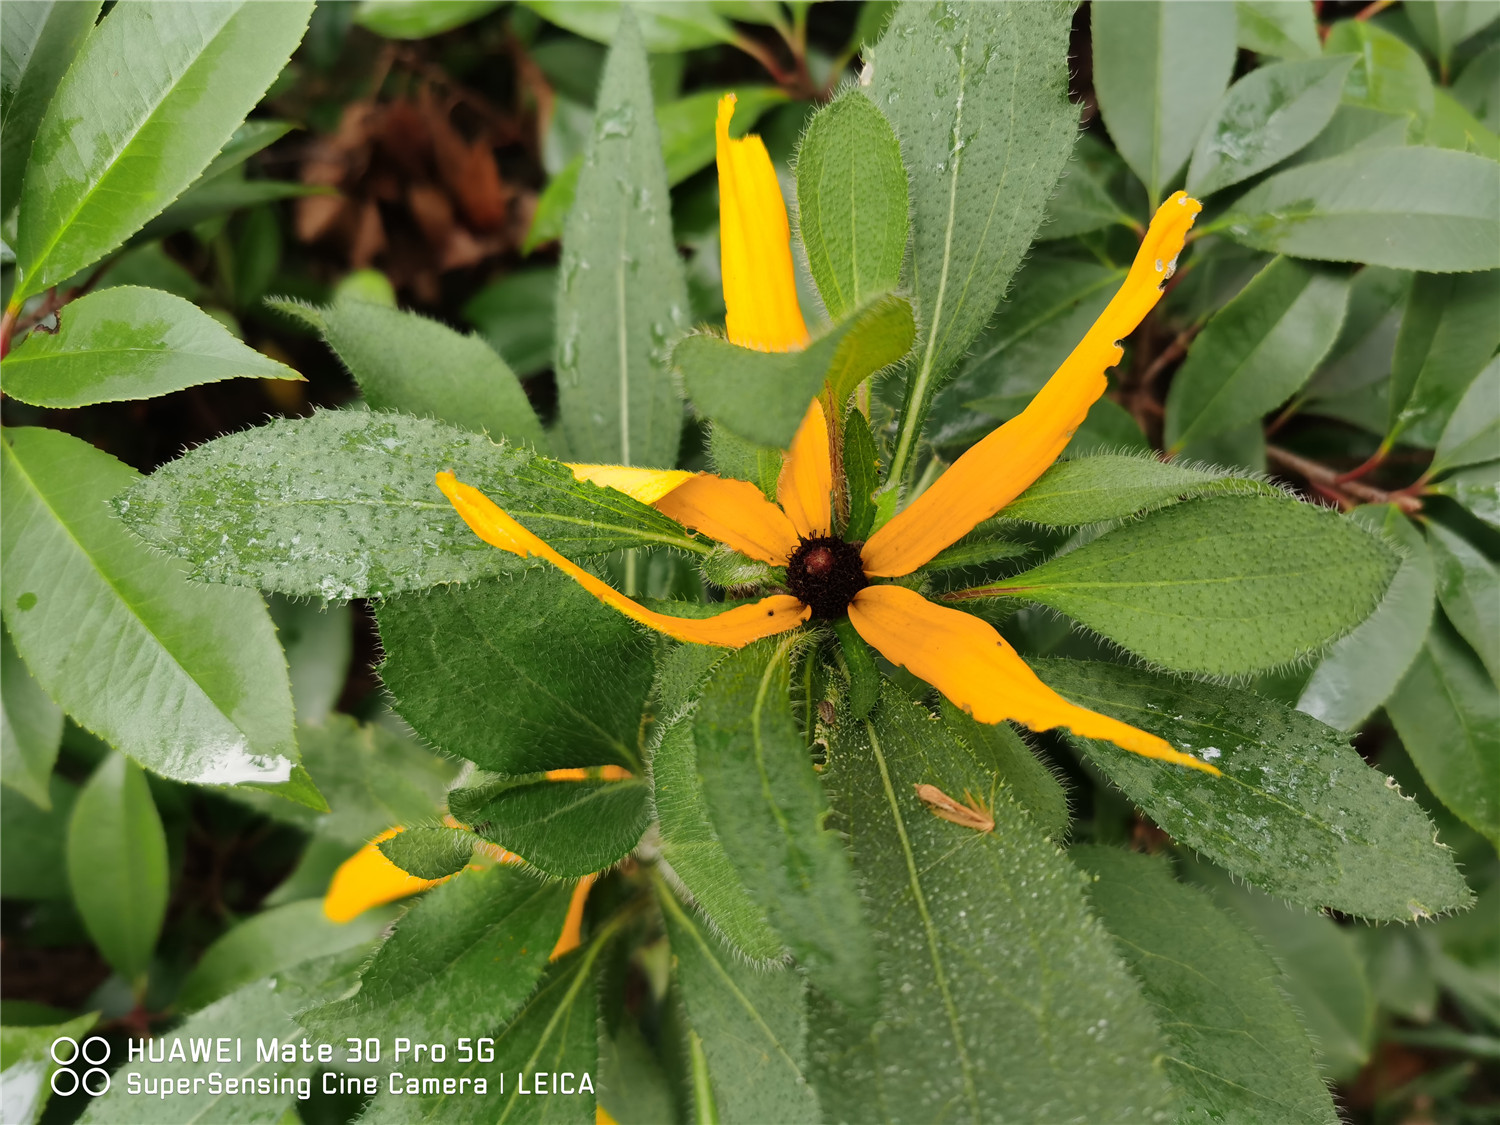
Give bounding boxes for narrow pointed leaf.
[1407,0,1500,71]
[1000,453,1275,527]
[1431,462,1500,530]
[1426,522,1500,682]
[1431,357,1500,475]
[1,626,62,809]
[1388,270,1500,446]
[378,826,477,880]
[1324,20,1435,118]
[1236,0,1321,59]
[523,0,735,51]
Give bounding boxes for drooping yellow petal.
[550,874,598,961]
[654,474,801,564]
[438,472,810,645]
[717,93,810,353]
[565,464,696,505]
[861,192,1203,577]
[777,398,833,538]
[597,1108,621,1125]
[544,765,634,782]
[323,828,447,923]
[846,585,1219,774]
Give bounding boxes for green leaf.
[0,0,100,218]
[1,625,61,809]
[937,700,1069,839]
[315,297,549,449]
[1034,657,1473,919]
[841,410,879,543]
[1324,20,1435,119]
[869,0,1078,483]
[795,90,908,322]
[1,776,75,901]
[811,687,1172,1123]
[1430,461,1500,529]
[980,496,1397,675]
[1297,505,1436,731]
[11,0,314,306]
[1219,147,1500,271]
[1306,264,1411,398]
[269,597,351,726]
[1074,846,1338,1125]
[192,118,298,187]
[377,573,654,774]
[1038,133,1137,241]
[694,638,876,1015]
[378,825,477,879]
[0,1011,99,1125]
[1286,103,1412,167]
[657,882,820,1123]
[450,773,649,877]
[1406,0,1500,72]
[462,266,556,376]
[1453,42,1500,127]
[2,286,301,407]
[1237,0,1321,59]
[354,0,501,38]
[1092,0,1237,203]
[651,715,783,962]
[132,175,322,246]
[554,10,689,470]
[1388,271,1500,446]
[2,427,307,798]
[115,411,703,600]
[1166,257,1350,450]
[998,453,1273,528]
[1187,57,1355,197]
[1420,87,1500,157]
[679,295,914,448]
[65,754,167,982]
[523,0,735,51]
[917,530,1029,574]
[1426,521,1500,681]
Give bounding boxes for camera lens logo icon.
[50,1036,111,1097]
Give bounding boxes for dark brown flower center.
[786,536,867,620]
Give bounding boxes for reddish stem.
[1267,445,1423,514]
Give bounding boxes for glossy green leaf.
[554,10,689,470]
[796,90,909,321]
[694,638,876,1015]
[0,0,100,217]
[1426,521,1500,681]
[462,266,556,377]
[450,773,649,877]
[1219,147,1500,271]
[11,0,314,306]
[1035,658,1473,919]
[1074,846,1338,1125]
[1297,506,1436,731]
[132,175,322,246]
[1166,257,1350,450]
[378,825,477,880]
[1187,57,1354,197]
[354,0,501,38]
[982,496,1397,675]
[1388,271,1500,446]
[523,0,735,51]
[678,295,914,448]
[0,1011,99,1125]
[1,625,61,809]
[1324,20,1435,119]
[811,687,1172,1123]
[1305,264,1411,398]
[1406,0,1500,72]
[1430,462,1500,529]
[1038,133,1136,241]
[2,286,301,407]
[191,118,297,187]
[1420,87,1500,157]
[1236,0,1321,59]
[1453,42,1500,127]
[1285,103,1412,167]
[269,597,350,726]
[116,411,703,600]
[937,700,1069,839]
[65,754,167,982]
[377,573,654,774]
[2,427,308,799]
[1093,0,1237,203]
[869,1,1078,482]
[0,776,75,901]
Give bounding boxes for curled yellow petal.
[550,874,598,961]
[846,585,1218,774]
[654,473,801,564]
[438,472,810,645]
[565,463,696,505]
[323,828,447,923]
[861,192,1202,578]
[717,93,809,353]
[777,399,833,539]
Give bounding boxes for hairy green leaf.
[937,700,1069,839]
[378,826,477,880]
[451,773,649,877]
[1388,271,1500,446]
[1236,0,1321,59]
[0,626,61,809]
[999,453,1274,527]
[1426,521,1500,682]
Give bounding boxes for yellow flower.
[437,95,1215,777]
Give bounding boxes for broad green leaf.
[869,1,1078,483]
[1285,103,1411,167]
[1092,0,1237,204]
[1035,658,1473,919]
[190,118,297,187]
[523,0,735,51]
[937,700,1069,839]
[811,687,1172,1124]
[597,1023,675,1125]
[1298,506,1436,731]
[694,639,876,1015]
[269,597,351,726]
[796,90,909,321]
[1176,418,1268,473]
[131,175,322,246]
[354,0,501,38]
[554,11,689,470]
[998,453,1274,527]
[0,1011,99,1125]
[2,427,307,798]
[11,0,314,306]
[980,496,1397,675]
[315,297,549,449]
[658,883,820,1123]
[1426,521,1500,681]
[1430,461,1500,529]
[1453,43,1500,127]
[1038,133,1137,241]
[1064,395,1152,456]
[1165,257,1350,450]
[1420,87,1500,157]
[377,573,654,774]
[1324,20,1435,119]
[65,754,167,982]
[1237,0,1321,59]
[1406,0,1500,72]
[1305,264,1411,398]
[1388,271,1500,446]
[1074,846,1338,1125]
[1219,147,1500,271]
[0,776,75,901]
[651,715,783,962]
[0,0,100,218]
[378,825,477,879]
[462,266,556,376]
[1,625,61,809]
[1,286,301,407]
[1187,57,1355,197]
[115,411,704,600]
[176,899,388,1011]
[678,295,914,447]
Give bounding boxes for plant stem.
[1266,445,1423,513]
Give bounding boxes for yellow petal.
[861,192,1203,577]
[438,472,810,645]
[655,474,801,564]
[597,1108,621,1125]
[322,828,447,923]
[565,463,696,505]
[846,585,1219,774]
[550,874,597,961]
[777,398,833,538]
[717,93,810,353]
